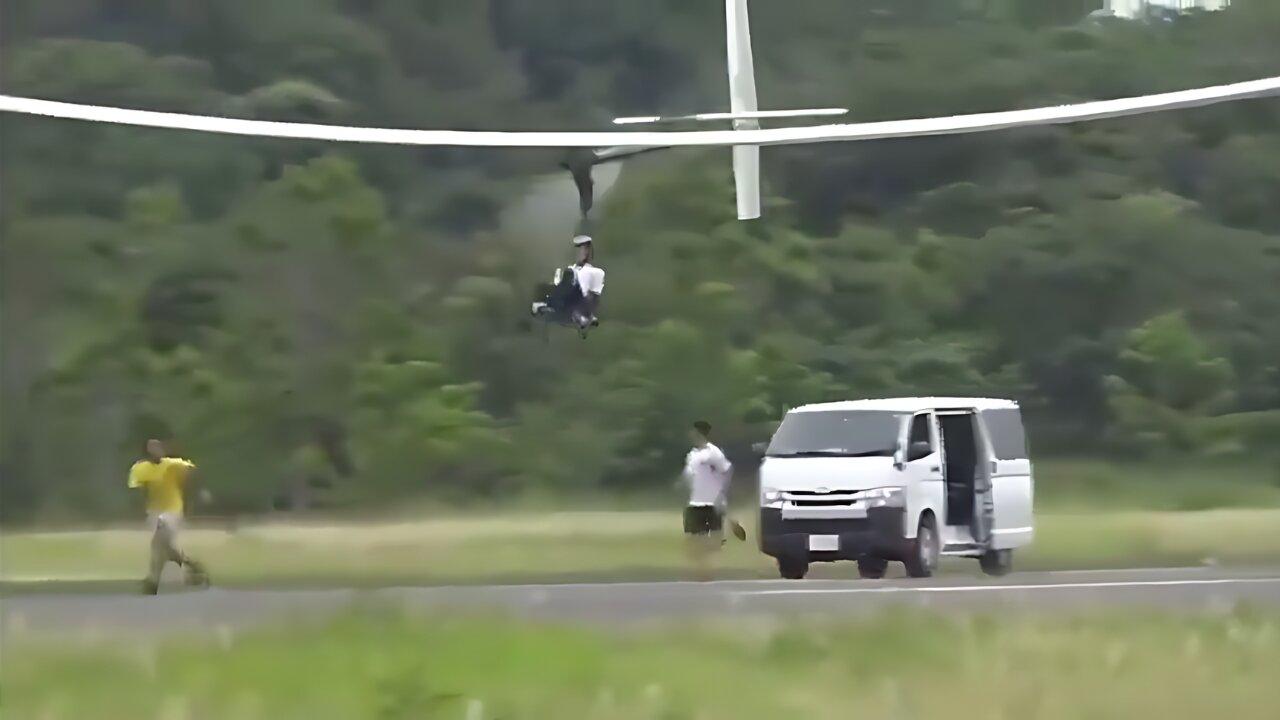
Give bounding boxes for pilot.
[530,234,605,329]
[569,234,604,327]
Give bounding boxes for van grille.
[762,514,874,537]
[782,489,863,507]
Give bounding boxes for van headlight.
[761,488,784,507]
[861,487,905,508]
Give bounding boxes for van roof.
[789,397,1019,414]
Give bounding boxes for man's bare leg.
[686,534,715,581]
[716,506,748,546]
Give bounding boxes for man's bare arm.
[174,461,212,506]
[192,471,213,506]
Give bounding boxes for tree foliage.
[3,1,1279,518]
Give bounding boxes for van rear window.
[982,408,1029,460]
[766,410,902,458]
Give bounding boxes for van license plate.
[808,535,839,552]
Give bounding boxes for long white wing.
[4,76,1277,150]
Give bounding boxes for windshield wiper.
[768,448,895,458]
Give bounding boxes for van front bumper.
[758,507,909,562]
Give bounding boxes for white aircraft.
[554,0,1279,224]
[561,0,843,222]
[2,0,1278,224]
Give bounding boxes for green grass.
[5,608,1280,719]
[4,508,1280,593]
[5,459,1279,592]
[1030,458,1280,511]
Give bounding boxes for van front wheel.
[777,557,809,580]
[903,513,939,578]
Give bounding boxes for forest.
[2,0,1279,519]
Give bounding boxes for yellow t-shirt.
[127,457,196,515]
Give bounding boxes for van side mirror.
[751,442,768,456]
[907,441,932,462]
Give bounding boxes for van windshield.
[765,410,903,458]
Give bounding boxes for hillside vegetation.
[3,0,1280,518]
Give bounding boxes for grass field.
[1028,459,1280,510]
[5,607,1280,719]
[4,508,1280,591]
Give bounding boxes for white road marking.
[733,577,1280,597]
[1042,567,1210,576]
[0,566,1230,586]
[0,573,132,582]
[431,568,1219,592]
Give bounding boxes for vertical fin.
[726,0,761,220]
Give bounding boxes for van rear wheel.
[857,557,889,579]
[979,549,1013,577]
[777,557,808,580]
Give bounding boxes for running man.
[128,439,211,594]
[681,420,745,580]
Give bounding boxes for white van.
[754,397,1034,580]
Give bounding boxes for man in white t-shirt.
[681,420,746,579]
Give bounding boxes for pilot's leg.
[569,297,588,328]
[568,292,597,328]
[531,282,551,315]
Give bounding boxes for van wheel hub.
[905,515,939,578]
[918,525,936,571]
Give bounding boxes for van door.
[969,413,996,548]
[978,407,1034,549]
[902,411,945,539]
[937,410,991,547]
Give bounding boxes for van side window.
[982,408,1028,460]
[909,413,933,449]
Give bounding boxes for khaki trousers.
[147,512,185,582]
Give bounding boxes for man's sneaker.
[531,301,548,316]
[183,560,210,587]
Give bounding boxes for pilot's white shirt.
[575,263,605,296]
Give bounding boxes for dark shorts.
[683,505,723,536]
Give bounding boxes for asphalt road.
[5,566,1280,636]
